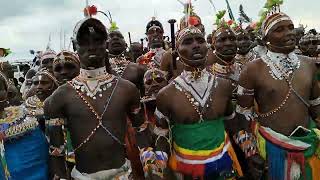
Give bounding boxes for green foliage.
[109,22,119,32]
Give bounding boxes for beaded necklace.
[173,70,215,122]
[25,96,44,116]
[257,55,294,118]
[261,51,300,80]
[71,68,115,100]
[68,78,123,152]
[109,53,130,76]
[235,51,255,66]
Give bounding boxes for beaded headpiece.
[176,26,203,49]
[39,48,56,62]
[178,0,202,30]
[146,17,164,34]
[256,0,292,38]
[212,10,236,43]
[53,51,80,66]
[72,18,108,44]
[36,69,59,87]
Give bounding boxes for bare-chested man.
[108,29,145,90]
[160,6,215,80]
[150,26,244,179]
[44,18,143,179]
[236,3,320,179]
[234,27,257,70]
[137,18,166,70]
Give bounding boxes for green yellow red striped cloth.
[169,118,243,178]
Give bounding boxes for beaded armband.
[46,118,64,127]
[236,105,254,121]
[139,147,168,178]
[233,130,257,158]
[309,96,320,107]
[49,145,65,157]
[237,85,254,96]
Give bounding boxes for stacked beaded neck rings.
[71,67,115,100]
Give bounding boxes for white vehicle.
[10,59,33,84]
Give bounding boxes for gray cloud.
[1,0,319,60]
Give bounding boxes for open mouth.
[192,53,204,59]
[88,54,97,58]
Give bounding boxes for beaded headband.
[53,51,80,65]
[176,26,203,49]
[40,49,56,61]
[36,69,59,86]
[72,18,107,43]
[262,13,291,37]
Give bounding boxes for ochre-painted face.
[108,31,127,54]
[266,20,296,54]
[53,60,80,84]
[33,74,56,101]
[147,26,164,49]
[178,33,208,67]
[214,28,237,60]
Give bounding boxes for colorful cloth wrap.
[0,128,48,180]
[253,122,320,180]
[169,118,243,179]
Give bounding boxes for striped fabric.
[169,118,242,178]
[253,122,320,180]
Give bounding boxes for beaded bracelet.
[237,85,254,96]
[46,118,64,127]
[236,105,254,121]
[49,145,65,157]
[233,130,257,158]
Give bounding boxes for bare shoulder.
[160,49,173,70]
[157,83,175,99]
[117,77,139,93]
[298,55,317,72]
[50,83,71,99]
[216,76,234,92]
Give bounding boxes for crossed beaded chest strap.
[67,77,125,152]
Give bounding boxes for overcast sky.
[1,0,319,60]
